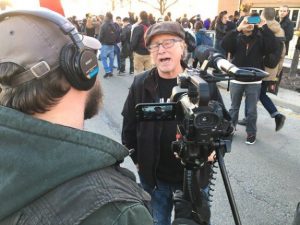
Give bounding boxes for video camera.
[135,52,268,225]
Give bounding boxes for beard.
[84,79,103,120]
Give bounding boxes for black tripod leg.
[216,149,242,225]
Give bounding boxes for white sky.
[8,0,218,20]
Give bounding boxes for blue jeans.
[229,82,261,135]
[100,45,114,74]
[139,175,182,225]
[260,81,279,117]
[243,81,279,118]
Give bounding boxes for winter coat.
[221,25,276,82]
[0,106,152,225]
[121,23,132,56]
[99,19,117,45]
[264,20,286,81]
[278,15,294,42]
[130,21,150,55]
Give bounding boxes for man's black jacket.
[221,25,276,81]
[277,16,294,42]
[130,21,150,55]
[99,19,117,45]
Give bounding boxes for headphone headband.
[0,8,84,49]
[0,8,99,90]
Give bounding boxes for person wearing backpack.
[261,8,286,130]
[238,8,287,132]
[193,21,213,68]
[99,12,117,78]
[222,13,276,144]
[130,11,152,74]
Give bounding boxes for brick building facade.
[218,0,300,28]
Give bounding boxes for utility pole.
[288,21,300,78]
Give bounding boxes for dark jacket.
[130,21,150,55]
[121,23,132,56]
[99,19,117,45]
[215,22,229,40]
[277,16,294,42]
[0,106,152,225]
[221,25,276,82]
[121,65,230,187]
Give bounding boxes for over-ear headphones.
[0,8,99,90]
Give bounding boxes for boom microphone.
[210,53,269,80]
[193,46,269,80]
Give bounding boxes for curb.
[217,81,300,114]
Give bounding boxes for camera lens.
[194,112,219,129]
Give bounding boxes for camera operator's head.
[144,21,186,78]
[0,10,103,129]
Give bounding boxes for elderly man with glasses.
[121,21,228,225]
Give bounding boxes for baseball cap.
[144,21,185,47]
[0,13,100,87]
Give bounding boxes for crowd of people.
[0,3,299,225]
[66,4,294,145]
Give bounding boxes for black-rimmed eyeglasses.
[147,39,182,52]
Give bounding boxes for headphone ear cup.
[60,44,75,78]
[60,43,97,90]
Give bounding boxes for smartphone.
[135,103,176,121]
[247,16,261,24]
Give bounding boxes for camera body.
[172,70,231,145]
[136,68,233,167]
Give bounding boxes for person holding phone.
[221,13,276,144]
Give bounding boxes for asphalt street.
[85,62,300,225]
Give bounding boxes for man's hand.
[257,17,267,28]
[237,17,254,32]
[173,190,210,225]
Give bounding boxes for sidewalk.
[217,81,300,114]
[283,57,300,70]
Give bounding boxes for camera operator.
[122,21,230,225]
[0,9,153,224]
[221,13,276,144]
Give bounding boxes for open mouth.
[160,58,171,63]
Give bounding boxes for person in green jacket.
[0,8,153,225]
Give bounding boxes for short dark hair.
[123,17,129,22]
[140,11,148,21]
[195,21,204,31]
[0,62,70,114]
[234,10,240,17]
[106,12,113,20]
[263,7,276,20]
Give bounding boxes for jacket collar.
[0,106,128,220]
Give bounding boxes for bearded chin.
[84,80,103,120]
